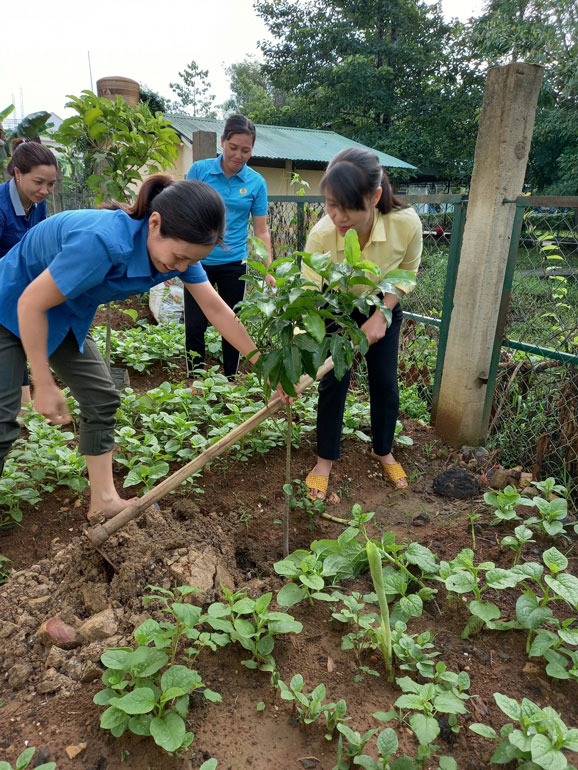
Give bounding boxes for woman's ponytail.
[101,174,173,217]
[101,174,225,247]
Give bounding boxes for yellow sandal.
[372,452,408,489]
[305,472,329,501]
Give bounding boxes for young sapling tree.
[238,232,416,554]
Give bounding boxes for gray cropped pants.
[0,325,120,475]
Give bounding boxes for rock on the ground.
[168,549,218,596]
[37,616,81,649]
[65,743,87,760]
[45,647,71,670]
[433,467,479,499]
[0,622,18,639]
[37,669,74,695]
[215,563,235,592]
[80,662,102,682]
[7,663,33,690]
[78,609,118,642]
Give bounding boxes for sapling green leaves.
[238,231,416,398]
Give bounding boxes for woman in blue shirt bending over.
[185,114,274,379]
[0,175,279,521]
[0,139,58,406]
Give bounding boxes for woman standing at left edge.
[0,139,58,406]
[184,114,275,379]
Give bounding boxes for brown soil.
[1,340,577,770]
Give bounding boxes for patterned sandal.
[305,472,329,501]
[372,452,409,489]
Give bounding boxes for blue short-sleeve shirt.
[0,178,47,258]
[186,156,268,266]
[0,208,207,355]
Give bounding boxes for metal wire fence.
[488,199,578,486]
[46,191,96,215]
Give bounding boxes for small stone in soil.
[33,746,52,764]
[411,512,430,526]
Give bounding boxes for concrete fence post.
[434,62,544,447]
[192,130,217,162]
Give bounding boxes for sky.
[0,0,487,123]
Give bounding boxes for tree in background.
[246,0,575,191]
[169,60,217,117]
[252,0,483,184]
[221,57,292,121]
[139,84,170,115]
[470,0,577,194]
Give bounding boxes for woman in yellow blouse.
[303,148,422,500]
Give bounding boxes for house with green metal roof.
[167,115,415,195]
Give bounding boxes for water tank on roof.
[97,77,140,108]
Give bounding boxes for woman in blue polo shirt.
[0,175,271,521]
[0,139,58,405]
[184,114,274,379]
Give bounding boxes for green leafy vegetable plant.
[94,584,224,754]
[528,619,578,682]
[332,723,378,770]
[277,674,348,738]
[0,746,56,770]
[501,525,536,566]
[95,647,220,753]
[469,693,578,769]
[525,496,574,538]
[376,671,471,768]
[513,546,578,655]
[391,622,440,679]
[530,477,569,500]
[275,550,338,607]
[331,590,381,678]
[138,585,229,665]
[483,485,535,525]
[440,548,522,638]
[205,587,302,671]
[350,726,400,769]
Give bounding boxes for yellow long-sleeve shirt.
[303,206,422,295]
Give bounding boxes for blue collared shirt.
[0,178,47,258]
[186,155,268,265]
[0,208,207,355]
